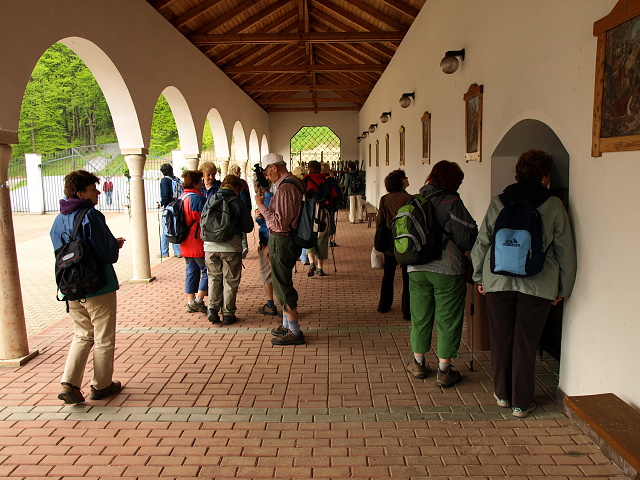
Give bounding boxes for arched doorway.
[290,126,340,169]
[491,119,569,360]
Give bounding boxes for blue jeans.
[184,257,208,294]
[160,232,181,257]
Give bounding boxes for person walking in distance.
[255,153,305,346]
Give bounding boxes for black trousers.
[378,254,410,320]
[485,291,552,409]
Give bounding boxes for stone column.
[183,153,200,171]
[237,160,248,180]
[123,151,155,284]
[218,157,230,178]
[0,140,38,365]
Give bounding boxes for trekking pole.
[470,286,475,372]
[157,207,163,263]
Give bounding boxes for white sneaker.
[493,393,510,408]
[513,402,536,418]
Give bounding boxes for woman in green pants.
[405,160,478,387]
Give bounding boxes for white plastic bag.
[371,247,384,269]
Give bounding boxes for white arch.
[260,135,270,159]
[161,86,199,157]
[248,129,260,166]
[205,108,229,159]
[231,121,248,162]
[60,37,143,149]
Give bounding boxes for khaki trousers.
[205,251,243,315]
[62,291,117,390]
[348,194,364,223]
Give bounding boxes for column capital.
[121,147,149,156]
[0,130,19,145]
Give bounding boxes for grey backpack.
[200,193,239,242]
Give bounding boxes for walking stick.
[470,290,475,372]
[157,207,163,263]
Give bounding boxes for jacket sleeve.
[239,198,255,234]
[471,197,499,283]
[552,203,577,298]
[83,210,120,264]
[447,198,478,252]
[160,177,172,206]
[376,195,386,229]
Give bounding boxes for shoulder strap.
[70,208,90,241]
[281,177,305,194]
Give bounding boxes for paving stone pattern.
[1,211,629,479]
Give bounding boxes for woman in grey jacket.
[406,161,478,387]
[471,150,577,418]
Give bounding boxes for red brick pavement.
[0,211,629,479]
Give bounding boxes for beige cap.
[262,153,283,168]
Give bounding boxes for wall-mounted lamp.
[399,92,414,108]
[380,112,391,123]
[369,124,378,133]
[356,136,362,143]
[362,131,368,139]
[440,48,465,74]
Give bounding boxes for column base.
[128,276,156,284]
[0,349,39,368]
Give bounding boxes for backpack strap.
[70,208,90,241]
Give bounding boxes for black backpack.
[162,193,197,244]
[282,177,330,249]
[54,208,107,308]
[350,172,364,193]
[200,192,240,242]
[490,194,547,277]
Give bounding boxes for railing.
[7,159,29,213]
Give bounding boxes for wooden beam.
[320,0,380,32]
[267,106,362,112]
[345,0,409,31]
[223,63,386,73]
[172,0,225,28]
[257,96,367,104]
[378,0,421,19]
[152,0,176,10]
[190,31,406,45]
[243,84,375,91]
[195,0,262,35]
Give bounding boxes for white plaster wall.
[0,0,269,152]
[360,0,640,407]
[269,111,360,165]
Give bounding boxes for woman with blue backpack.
[471,150,576,418]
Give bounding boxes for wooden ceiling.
[147,0,427,112]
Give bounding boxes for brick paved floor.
[0,211,629,479]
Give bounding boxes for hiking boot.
[317,268,326,276]
[89,381,122,400]
[307,263,316,277]
[186,300,207,314]
[512,402,536,418]
[494,393,511,408]
[436,365,462,388]
[208,309,220,324]
[222,314,237,325]
[58,383,85,404]
[271,330,305,346]
[271,324,289,337]
[405,355,429,379]
[156,254,169,258]
[258,304,279,316]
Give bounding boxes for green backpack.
[392,191,450,265]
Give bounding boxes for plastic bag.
[371,247,384,269]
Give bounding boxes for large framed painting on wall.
[592,0,640,156]
[464,83,483,162]
[385,134,390,166]
[375,140,380,167]
[421,111,431,164]
[399,126,405,166]
[368,143,372,167]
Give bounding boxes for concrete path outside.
[0,211,629,480]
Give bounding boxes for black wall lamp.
[399,92,414,108]
[361,131,368,139]
[440,48,465,74]
[380,112,391,123]
[369,124,378,133]
[356,136,362,143]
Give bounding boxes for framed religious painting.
[368,143,372,167]
[399,126,406,166]
[375,140,380,166]
[421,111,431,164]
[592,0,640,156]
[385,134,390,166]
[464,84,483,162]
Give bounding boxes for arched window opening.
[290,126,340,168]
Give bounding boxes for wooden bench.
[565,393,640,479]
[361,202,378,228]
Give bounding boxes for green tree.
[149,95,179,156]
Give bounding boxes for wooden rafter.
[378,0,420,18]
[243,83,376,91]
[223,64,387,73]
[172,0,225,28]
[346,0,410,31]
[257,96,366,104]
[190,31,407,44]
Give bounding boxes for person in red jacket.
[179,170,208,314]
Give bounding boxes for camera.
[254,163,269,190]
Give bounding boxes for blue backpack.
[490,194,547,277]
